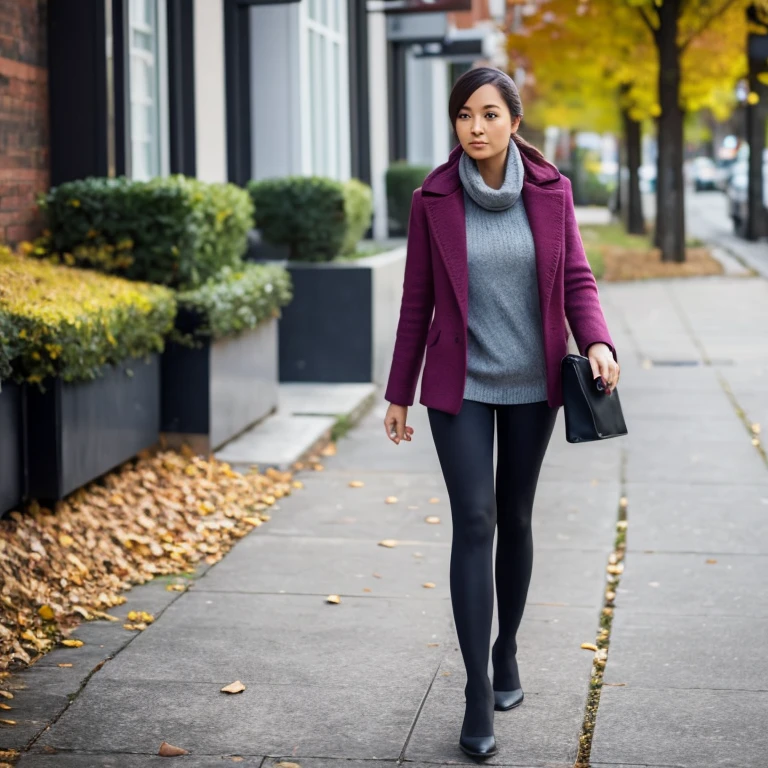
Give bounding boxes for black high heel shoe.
[459,732,498,758]
[493,687,524,711]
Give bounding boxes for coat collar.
[421,140,561,197]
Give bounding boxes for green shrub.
[386,162,431,233]
[0,246,176,386]
[37,175,253,289]
[174,263,293,342]
[340,179,373,256]
[0,310,14,382]
[247,176,346,262]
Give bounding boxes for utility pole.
[745,4,768,240]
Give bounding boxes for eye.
[486,112,498,119]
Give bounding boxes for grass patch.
[332,243,397,263]
[579,224,724,281]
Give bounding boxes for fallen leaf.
[424,516,440,524]
[61,639,83,648]
[221,680,246,694]
[422,582,436,589]
[385,496,398,504]
[158,741,189,756]
[426,642,439,647]
[378,539,398,548]
[619,497,628,509]
[372,572,383,579]
[348,480,365,488]
[326,595,341,604]
[0,704,10,710]
[0,692,12,700]
[275,762,301,768]
[243,517,263,527]
[412,552,423,558]
[581,643,598,651]
[292,480,304,489]
[312,463,324,471]
[57,664,73,668]
[752,423,761,434]
[362,588,372,593]
[705,558,717,564]
[429,497,440,504]
[58,534,74,547]
[320,443,337,457]
[166,584,187,592]
[0,720,16,726]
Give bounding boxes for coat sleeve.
[384,189,435,407]
[562,176,618,363]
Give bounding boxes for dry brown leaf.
[581,643,598,651]
[348,480,365,488]
[422,582,436,589]
[372,572,383,579]
[60,639,83,648]
[243,517,263,527]
[57,664,73,668]
[752,423,761,434]
[166,584,187,592]
[158,741,189,756]
[424,516,440,524]
[426,643,439,647]
[362,588,372,593]
[292,480,304,488]
[429,497,440,504]
[220,680,246,694]
[705,558,718,564]
[384,496,398,504]
[320,443,337,457]
[312,463,324,471]
[275,762,301,768]
[619,497,628,509]
[0,720,16,726]
[0,704,10,711]
[378,539,398,548]
[0,692,12,700]
[326,595,341,604]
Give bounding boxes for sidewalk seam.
[396,656,445,764]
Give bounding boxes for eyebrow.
[460,104,502,110]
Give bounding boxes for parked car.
[639,163,656,193]
[726,155,768,236]
[689,156,724,191]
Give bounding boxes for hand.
[587,343,620,395]
[384,403,414,445]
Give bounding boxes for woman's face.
[455,83,521,162]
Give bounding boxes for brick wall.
[0,0,48,245]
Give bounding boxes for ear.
[511,116,522,135]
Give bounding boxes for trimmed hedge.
[174,262,293,343]
[386,162,432,233]
[340,179,374,256]
[247,176,347,262]
[0,247,176,386]
[0,310,13,381]
[37,175,253,289]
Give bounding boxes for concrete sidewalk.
[4,271,768,767]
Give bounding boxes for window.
[304,0,349,179]
[128,0,169,179]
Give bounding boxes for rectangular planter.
[25,356,161,502]
[268,246,406,384]
[0,382,23,515]
[160,317,279,453]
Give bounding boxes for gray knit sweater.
[458,138,549,404]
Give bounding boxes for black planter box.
[25,356,160,502]
[271,247,406,384]
[0,382,23,515]
[160,318,278,453]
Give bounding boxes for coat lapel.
[421,145,565,323]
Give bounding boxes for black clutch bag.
[561,354,628,443]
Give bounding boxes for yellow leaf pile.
[0,449,293,671]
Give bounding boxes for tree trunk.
[622,106,645,235]
[654,0,686,262]
[746,12,768,240]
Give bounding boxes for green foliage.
[0,247,176,386]
[248,176,347,262]
[340,179,374,256]
[174,263,293,342]
[37,175,253,289]
[386,163,431,232]
[0,310,14,381]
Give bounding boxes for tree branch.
[635,4,658,39]
[679,0,740,53]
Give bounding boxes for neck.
[476,145,509,190]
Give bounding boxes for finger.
[588,355,601,381]
[386,418,398,442]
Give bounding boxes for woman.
[382,67,620,758]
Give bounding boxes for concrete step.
[214,382,377,472]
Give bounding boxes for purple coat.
[384,141,617,415]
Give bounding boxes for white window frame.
[299,0,351,180]
[127,0,170,180]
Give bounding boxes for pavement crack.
[573,445,628,768]
[396,655,444,764]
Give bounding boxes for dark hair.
[448,66,550,169]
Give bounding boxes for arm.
[562,176,618,363]
[384,189,435,406]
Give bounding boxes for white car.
[726,157,768,236]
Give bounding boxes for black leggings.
[427,398,558,736]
